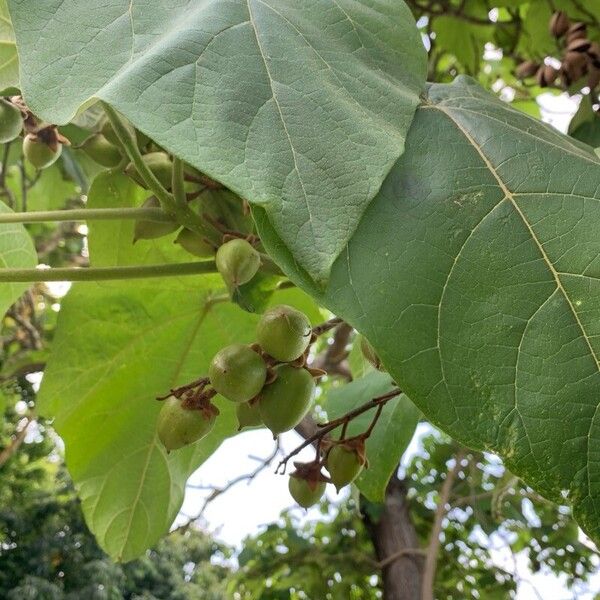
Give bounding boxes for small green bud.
[209,343,267,403]
[175,228,215,258]
[157,395,216,451]
[80,133,122,167]
[327,443,365,491]
[215,238,261,288]
[133,196,179,242]
[259,365,315,434]
[23,134,62,170]
[256,305,311,362]
[288,473,326,508]
[236,401,263,430]
[126,152,173,189]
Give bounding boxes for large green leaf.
[0,201,36,316]
[8,0,427,284]
[256,76,600,544]
[325,371,419,502]
[0,0,18,92]
[38,172,323,560]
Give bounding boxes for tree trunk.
[362,475,423,600]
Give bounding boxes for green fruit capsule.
[236,401,263,430]
[288,475,326,508]
[327,445,364,491]
[175,228,215,258]
[259,365,315,435]
[209,344,267,403]
[157,395,216,451]
[23,134,62,169]
[125,152,173,189]
[80,133,122,167]
[0,99,22,143]
[256,305,311,362]
[215,238,261,288]
[133,196,179,242]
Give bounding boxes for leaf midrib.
[434,103,600,372]
[245,0,317,247]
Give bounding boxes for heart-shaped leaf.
[0,1,18,92]
[256,76,600,544]
[8,0,427,284]
[38,172,323,560]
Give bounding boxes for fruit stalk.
[101,102,209,237]
[276,387,401,473]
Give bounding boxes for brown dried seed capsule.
[516,60,540,79]
[566,22,587,44]
[537,64,559,87]
[563,51,588,70]
[543,64,559,85]
[562,51,588,85]
[587,43,600,69]
[588,68,600,90]
[567,38,592,53]
[549,11,570,38]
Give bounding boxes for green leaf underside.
[8,0,427,284]
[256,76,600,544]
[38,170,324,562]
[0,201,36,316]
[325,371,419,502]
[0,1,18,92]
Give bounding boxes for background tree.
[0,404,232,600]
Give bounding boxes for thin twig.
[311,322,353,380]
[421,451,465,600]
[0,417,31,468]
[276,388,401,474]
[376,548,427,570]
[312,317,343,337]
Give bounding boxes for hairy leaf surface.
[257,76,600,542]
[8,0,426,284]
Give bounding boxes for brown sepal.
[515,60,540,79]
[291,460,329,488]
[549,11,570,38]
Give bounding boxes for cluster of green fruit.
[288,437,367,509]
[79,120,265,291]
[156,304,315,451]
[0,98,264,296]
[0,97,68,169]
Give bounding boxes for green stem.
[102,103,173,207]
[0,261,217,282]
[172,156,187,208]
[101,102,209,237]
[0,207,174,224]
